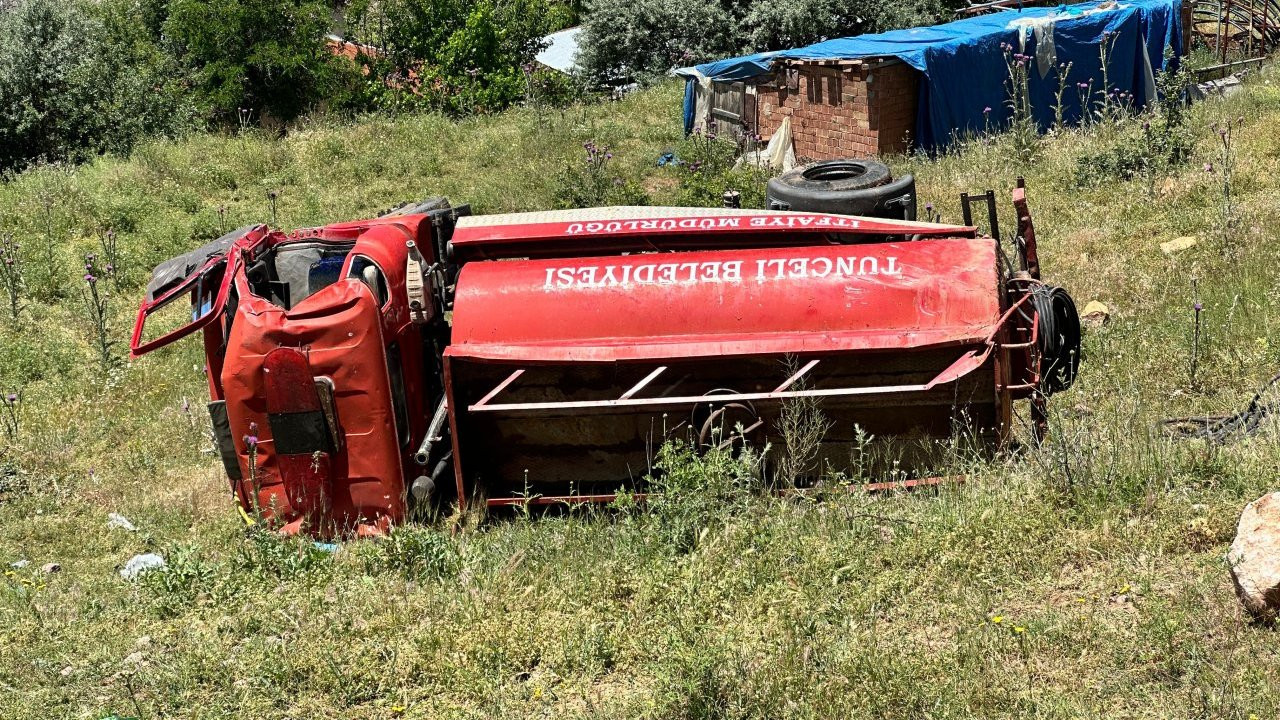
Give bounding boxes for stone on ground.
[1228,492,1280,621]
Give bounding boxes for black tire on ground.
[773,159,892,193]
[767,159,900,217]
[767,162,918,221]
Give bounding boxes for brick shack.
[675,0,1184,160]
[753,58,919,160]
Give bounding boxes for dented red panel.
[221,277,403,536]
[447,236,1000,363]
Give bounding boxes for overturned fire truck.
[132,174,1080,537]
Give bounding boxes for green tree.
[343,0,554,115]
[162,0,346,124]
[0,0,195,172]
[577,0,965,85]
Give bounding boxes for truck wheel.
[766,159,916,220]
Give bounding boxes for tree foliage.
[0,0,196,172]
[578,0,965,84]
[160,0,355,124]
[343,0,566,114]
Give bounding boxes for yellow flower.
[391,706,406,715]
[991,615,1004,624]
[1013,626,1026,634]
[1076,597,1086,603]
[532,685,544,700]
[1119,584,1131,594]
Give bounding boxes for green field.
[4,73,1280,718]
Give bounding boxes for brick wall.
[755,59,919,160]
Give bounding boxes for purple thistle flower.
[925,203,934,211]
[1193,302,1203,311]
[983,106,992,114]
[84,273,96,283]
[1203,162,1214,173]
[5,393,16,404]
[243,434,259,447]
[249,421,258,434]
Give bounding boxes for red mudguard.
[262,348,333,533]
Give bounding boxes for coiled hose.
[1030,284,1082,395]
[1164,372,1280,444]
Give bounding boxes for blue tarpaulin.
[675,0,1182,150]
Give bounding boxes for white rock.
[107,513,136,532]
[1227,492,1280,620]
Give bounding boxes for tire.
[767,160,918,221]
[776,159,892,192]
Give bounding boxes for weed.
[1051,60,1075,129]
[1190,278,1204,389]
[553,140,650,208]
[675,122,770,208]
[98,228,122,291]
[775,360,833,486]
[363,525,460,582]
[80,253,115,375]
[1000,43,1037,163]
[1209,116,1243,252]
[0,231,21,321]
[0,389,20,440]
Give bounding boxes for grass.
[5,69,1280,718]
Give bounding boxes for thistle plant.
[1051,60,1074,129]
[1189,278,1203,390]
[1140,118,1156,199]
[1000,43,1037,163]
[98,228,122,290]
[553,140,647,208]
[0,233,22,322]
[35,189,63,301]
[1094,32,1127,124]
[1208,116,1242,252]
[0,390,20,440]
[80,253,115,375]
[244,422,262,519]
[1075,80,1095,126]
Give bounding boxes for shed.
[675,0,1187,159]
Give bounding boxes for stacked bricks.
[754,58,919,160]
